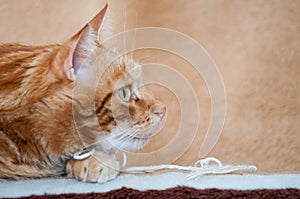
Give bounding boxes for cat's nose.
[151,104,166,119]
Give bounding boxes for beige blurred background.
[0,0,299,173]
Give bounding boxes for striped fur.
[0,5,165,182]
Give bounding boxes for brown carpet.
[5,187,300,199]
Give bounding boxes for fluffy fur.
[0,5,165,182]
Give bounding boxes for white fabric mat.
[0,173,299,198]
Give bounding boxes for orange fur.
[0,5,165,182]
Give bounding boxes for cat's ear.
[54,4,109,81]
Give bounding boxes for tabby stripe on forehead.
[96,93,112,114]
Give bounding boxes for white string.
[72,150,257,180]
[186,164,257,180]
[194,157,223,168]
[120,152,257,180]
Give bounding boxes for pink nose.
[151,104,166,119]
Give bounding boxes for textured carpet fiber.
[4,187,300,199]
[1,173,300,198]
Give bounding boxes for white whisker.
[123,0,127,53]
[131,12,138,60]
[74,121,92,130]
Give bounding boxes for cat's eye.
[117,87,132,102]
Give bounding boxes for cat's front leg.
[66,152,120,183]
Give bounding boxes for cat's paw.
[66,152,120,183]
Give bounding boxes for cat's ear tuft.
[54,4,109,81]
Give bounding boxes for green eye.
[117,87,131,102]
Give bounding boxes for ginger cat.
[0,5,166,183]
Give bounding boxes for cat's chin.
[122,138,150,152]
[105,133,151,152]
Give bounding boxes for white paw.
[66,152,120,183]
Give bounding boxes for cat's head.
[51,5,166,152]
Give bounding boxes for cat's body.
[0,5,165,182]
[0,43,87,179]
